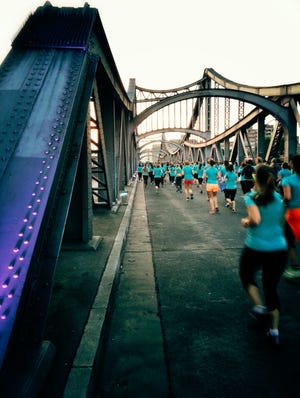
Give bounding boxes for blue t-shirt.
[225,171,237,189]
[198,165,204,177]
[281,173,300,208]
[183,165,193,180]
[169,166,176,177]
[219,165,226,177]
[244,191,287,251]
[175,166,182,177]
[278,168,291,182]
[193,164,199,174]
[153,167,162,178]
[204,166,219,184]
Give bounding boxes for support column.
[285,109,297,160]
[216,142,223,162]
[63,131,102,250]
[224,138,230,161]
[257,114,265,160]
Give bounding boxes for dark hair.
[290,154,300,175]
[282,162,289,169]
[253,165,276,206]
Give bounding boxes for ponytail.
[253,165,276,206]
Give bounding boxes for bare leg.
[289,247,298,267]
[269,308,280,330]
[232,200,236,212]
[189,185,193,199]
[208,192,215,213]
[247,284,264,307]
[213,193,219,211]
[184,183,189,199]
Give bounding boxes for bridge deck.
[39,180,300,398]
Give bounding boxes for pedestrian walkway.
[39,184,135,398]
[91,181,300,398]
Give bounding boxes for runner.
[142,163,149,188]
[182,161,194,200]
[203,158,221,214]
[281,154,300,278]
[175,163,183,193]
[153,163,163,193]
[224,163,238,212]
[239,165,288,348]
[197,163,205,193]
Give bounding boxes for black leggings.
[239,246,287,312]
[225,188,237,201]
[241,180,254,194]
[284,221,296,248]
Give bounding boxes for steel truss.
[133,69,300,163]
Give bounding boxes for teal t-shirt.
[204,166,219,184]
[183,165,193,180]
[281,173,300,208]
[278,168,291,182]
[170,166,175,177]
[225,171,237,189]
[244,191,287,251]
[175,166,182,176]
[219,165,226,177]
[198,165,204,177]
[153,167,162,178]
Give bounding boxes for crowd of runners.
[136,157,284,214]
[136,155,300,347]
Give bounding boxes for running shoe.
[283,266,300,279]
[291,264,300,270]
[267,331,280,350]
[249,306,268,321]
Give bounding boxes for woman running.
[281,154,300,276]
[224,163,238,212]
[182,161,194,200]
[203,159,221,214]
[239,165,288,347]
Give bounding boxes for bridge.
[0,3,299,396]
[132,70,300,164]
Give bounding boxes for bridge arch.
[132,89,293,131]
[136,128,207,142]
[139,140,183,153]
[133,87,297,162]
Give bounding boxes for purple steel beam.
[0,49,86,368]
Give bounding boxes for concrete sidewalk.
[92,181,169,397]
[38,181,137,398]
[61,181,138,398]
[60,180,169,398]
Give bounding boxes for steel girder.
[132,88,297,161]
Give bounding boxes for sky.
[0,0,299,91]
